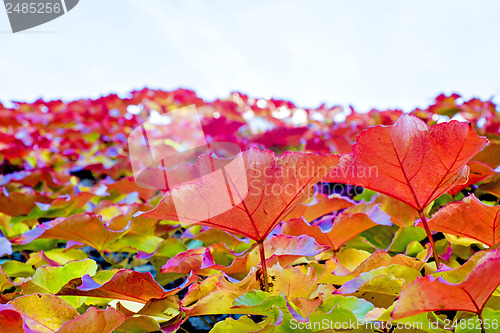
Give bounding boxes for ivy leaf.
[0,309,25,333]
[307,295,375,329]
[325,114,488,211]
[281,203,392,251]
[335,265,421,295]
[12,214,130,252]
[448,161,494,196]
[56,270,196,304]
[57,307,125,333]
[424,195,500,246]
[113,316,160,333]
[21,259,98,295]
[210,315,264,333]
[232,290,308,332]
[284,192,355,222]
[161,235,327,279]
[0,233,12,257]
[323,251,424,285]
[144,148,339,242]
[0,188,53,216]
[392,248,500,319]
[266,264,319,300]
[3,294,79,332]
[373,193,419,228]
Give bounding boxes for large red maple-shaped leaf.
[144,148,339,243]
[392,248,500,319]
[424,195,500,246]
[324,114,488,211]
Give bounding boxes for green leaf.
[22,259,97,294]
[388,227,427,254]
[455,309,500,333]
[233,291,311,332]
[360,225,398,249]
[114,316,161,333]
[1,261,35,278]
[210,316,263,332]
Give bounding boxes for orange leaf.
[12,214,130,252]
[57,307,125,333]
[425,195,500,246]
[478,172,500,198]
[0,189,52,216]
[473,140,500,168]
[325,114,488,211]
[373,193,418,228]
[392,248,500,319]
[282,203,391,251]
[56,270,196,304]
[144,148,339,242]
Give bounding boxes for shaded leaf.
[57,307,125,333]
[284,192,355,222]
[114,316,160,333]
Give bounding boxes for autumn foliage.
[1,90,500,332]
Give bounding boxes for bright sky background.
[0,0,499,112]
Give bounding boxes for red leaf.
[392,248,500,318]
[144,148,339,242]
[0,309,25,333]
[56,270,196,304]
[424,195,500,246]
[324,114,488,211]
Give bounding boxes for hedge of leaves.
[1,90,500,332]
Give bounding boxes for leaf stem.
[418,211,440,270]
[99,251,115,266]
[178,326,190,333]
[199,316,213,329]
[479,312,485,333]
[258,241,269,292]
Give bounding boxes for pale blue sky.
[0,0,499,111]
